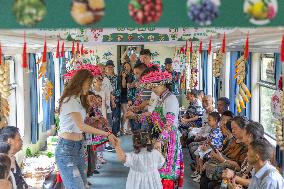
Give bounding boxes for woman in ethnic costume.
[126,70,184,189]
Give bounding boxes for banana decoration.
[234,55,251,113]
[38,62,47,79]
[189,50,198,89]
[212,49,223,77]
[275,119,284,150]
[42,78,53,101]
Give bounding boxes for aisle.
[89,135,199,189]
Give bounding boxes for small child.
[114,131,165,189]
[192,112,224,182]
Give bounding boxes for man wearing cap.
[105,60,121,138]
[163,58,181,96]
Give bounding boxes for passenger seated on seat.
[180,89,203,128]
[114,131,165,189]
[191,112,223,183]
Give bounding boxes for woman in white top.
[114,131,165,189]
[55,69,117,189]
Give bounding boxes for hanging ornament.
[72,41,75,57]
[243,0,278,25]
[13,0,47,26]
[189,50,198,89]
[208,36,212,55]
[42,78,53,101]
[22,33,28,68]
[212,49,223,77]
[56,39,60,58]
[199,40,203,54]
[76,42,80,54]
[61,41,65,58]
[0,95,10,128]
[128,0,163,24]
[0,59,12,99]
[221,33,226,54]
[38,37,47,79]
[71,0,105,25]
[234,54,251,113]
[187,0,221,26]
[190,40,193,54]
[275,119,284,150]
[81,44,84,55]
[280,34,284,62]
[244,33,249,59]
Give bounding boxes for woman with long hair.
[55,69,117,189]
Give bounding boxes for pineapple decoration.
[42,78,53,101]
[71,0,105,25]
[13,0,47,26]
[212,49,223,77]
[189,50,198,89]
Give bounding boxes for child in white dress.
[114,131,165,189]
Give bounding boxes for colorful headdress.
[140,70,172,88]
[64,64,102,80]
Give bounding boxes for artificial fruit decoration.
[244,0,278,25]
[71,0,105,25]
[13,0,47,26]
[128,0,163,24]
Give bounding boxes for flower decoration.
[64,64,102,80]
[140,70,172,88]
[244,0,278,25]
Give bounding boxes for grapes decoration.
[128,0,163,25]
[187,0,220,26]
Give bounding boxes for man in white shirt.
[248,139,284,189]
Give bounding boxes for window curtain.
[29,53,39,144]
[59,53,68,94]
[202,51,208,95]
[42,52,55,131]
[229,51,241,114]
[274,53,283,170]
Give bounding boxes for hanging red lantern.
[81,43,84,55]
[71,41,75,57]
[281,34,284,62]
[56,39,60,58]
[61,41,65,58]
[199,39,202,54]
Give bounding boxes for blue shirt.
[208,126,224,149]
[248,162,284,189]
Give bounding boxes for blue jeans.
[55,138,87,189]
[111,105,121,135]
[129,119,141,131]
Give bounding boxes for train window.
[259,53,276,138]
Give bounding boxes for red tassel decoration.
[244,33,249,59]
[56,173,62,183]
[81,43,84,55]
[199,40,203,54]
[76,42,80,54]
[56,39,60,58]
[208,36,212,55]
[180,47,185,54]
[0,42,2,65]
[185,40,188,53]
[190,40,193,54]
[22,32,28,68]
[42,37,47,63]
[71,41,75,57]
[61,41,65,58]
[281,34,284,62]
[221,33,226,54]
